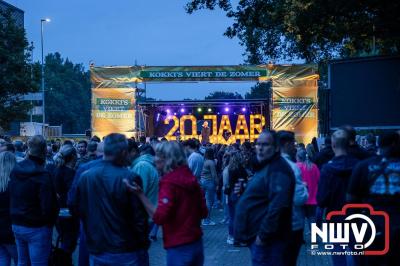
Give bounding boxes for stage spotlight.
[207,108,212,112]
[166,109,171,114]
[180,108,185,113]
[174,112,177,115]
[197,108,202,112]
[224,107,230,112]
[242,107,246,112]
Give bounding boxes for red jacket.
[153,165,208,248]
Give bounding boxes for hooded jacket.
[153,165,208,248]
[9,155,59,227]
[130,154,159,206]
[317,155,359,213]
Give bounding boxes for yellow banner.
[91,88,136,139]
[272,80,318,144]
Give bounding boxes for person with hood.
[9,135,59,266]
[129,144,160,241]
[317,129,359,266]
[276,131,308,266]
[125,141,208,266]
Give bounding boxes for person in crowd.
[306,143,316,162]
[234,130,295,266]
[129,144,160,241]
[0,139,7,153]
[200,148,218,226]
[13,141,25,162]
[316,129,359,266]
[72,133,150,265]
[220,152,230,225]
[9,135,59,266]
[75,141,99,169]
[340,125,371,160]
[277,131,308,266]
[296,149,320,228]
[53,145,79,264]
[226,152,248,245]
[347,132,400,265]
[183,139,204,180]
[364,133,377,156]
[76,140,88,159]
[0,152,18,266]
[68,142,104,266]
[311,137,319,154]
[125,141,208,266]
[90,136,101,143]
[314,136,334,169]
[139,136,147,147]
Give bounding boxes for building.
[0,0,24,27]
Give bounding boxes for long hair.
[155,141,187,174]
[296,148,312,170]
[0,152,16,192]
[228,152,243,173]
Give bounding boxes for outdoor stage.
[90,64,319,144]
[138,99,268,144]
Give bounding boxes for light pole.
[40,18,50,134]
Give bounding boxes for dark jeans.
[228,193,239,236]
[89,250,149,266]
[287,229,304,266]
[166,239,204,266]
[0,244,18,266]
[79,222,89,266]
[56,216,80,254]
[250,240,288,266]
[12,225,52,266]
[200,179,216,221]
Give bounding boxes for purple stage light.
[224,107,230,112]
[242,107,246,112]
[166,109,171,114]
[180,108,185,113]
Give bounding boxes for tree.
[0,10,38,131]
[186,0,400,63]
[245,82,271,99]
[205,91,243,100]
[42,53,91,133]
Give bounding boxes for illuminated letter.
[164,116,179,141]
[180,115,198,141]
[250,114,266,142]
[234,115,249,143]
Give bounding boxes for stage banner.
[91,88,136,139]
[90,64,318,85]
[272,79,318,144]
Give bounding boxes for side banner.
[272,80,318,144]
[91,88,136,139]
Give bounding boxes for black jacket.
[234,153,295,244]
[317,155,359,213]
[314,146,335,169]
[9,155,59,227]
[54,165,75,208]
[74,160,149,254]
[0,189,14,244]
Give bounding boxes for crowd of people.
[0,126,399,266]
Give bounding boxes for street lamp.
[40,18,50,134]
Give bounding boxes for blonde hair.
[155,141,187,174]
[0,152,16,192]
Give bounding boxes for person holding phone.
[125,141,208,266]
